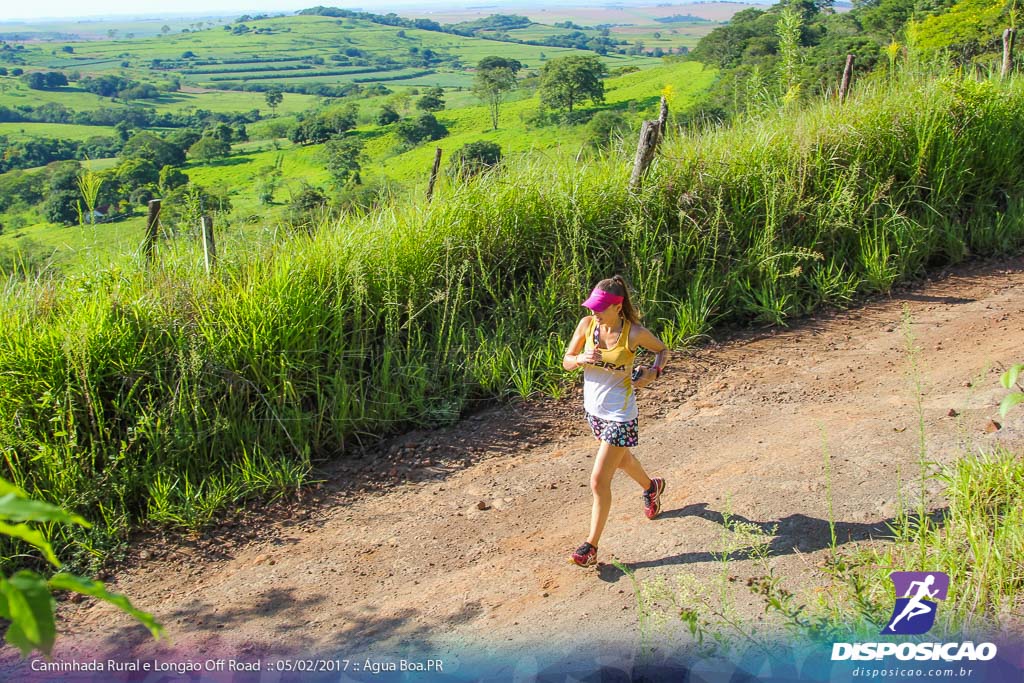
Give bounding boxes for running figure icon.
[882,572,949,635]
[887,575,938,630]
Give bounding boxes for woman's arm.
[562,317,600,371]
[631,325,669,389]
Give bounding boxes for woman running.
[562,275,669,567]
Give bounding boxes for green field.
[0,10,707,266]
[0,75,320,115]
[0,122,119,140]
[4,14,661,92]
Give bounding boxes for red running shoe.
[643,477,666,519]
[570,542,598,567]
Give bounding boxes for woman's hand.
[633,366,657,389]
[577,349,602,365]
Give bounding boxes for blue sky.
[0,1,455,22]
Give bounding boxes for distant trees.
[23,71,68,90]
[472,57,521,130]
[79,75,158,100]
[539,55,607,113]
[121,132,186,168]
[290,104,358,145]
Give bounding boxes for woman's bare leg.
[587,441,628,547]
[617,448,653,490]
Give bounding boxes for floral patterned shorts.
[585,412,639,447]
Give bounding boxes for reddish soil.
[8,257,1024,672]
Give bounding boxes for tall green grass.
[2,69,1024,571]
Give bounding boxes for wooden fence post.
[839,54,855,103]
[201,215,216,274]
[629,121,661,191]
[144,199,161,263]
[426,147,443,202]
[657,95,668,139]
[1003,28,1017,80]
[629,96,670,192]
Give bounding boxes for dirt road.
[18,257,1024,673]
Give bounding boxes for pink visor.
[581,287,623,312]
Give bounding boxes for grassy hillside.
[0,60,715,270]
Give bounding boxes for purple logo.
[882,572,949,635]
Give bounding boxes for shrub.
[448,141,502,179]
[394,113,448,147]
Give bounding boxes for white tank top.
[583,318,638,422]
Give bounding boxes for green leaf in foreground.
[0,571,57,656]
[999,392,1024,418]
[1000,364,1024,390]
[0,494,91,527]
[0,480,28,498]
[0,522,60,568]
[48,573,164,640]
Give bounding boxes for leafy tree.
[387,91,412,114]
[394,114,449,147]
[158,165,189,193]
[473,58,521,130]
[169,128,201,150]
[415,87,446,112]
[42,190,81,225]
[23,72,67,90]
[207,123,234,144]
[188,135,231,161]
[46,160,82,193]
[539,55,607,113]
[376,104,400,125]
[290,105,357,145]
[265,87,283,116]
[114,120,132,142]
[0,170,45,212]
[114,158,159,189]
[288,183,330,227]
[322,135,365,187]
[290,117,331,145]
[448,141,501,179]
[911,0,1011,63]
[121,132,186,168]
